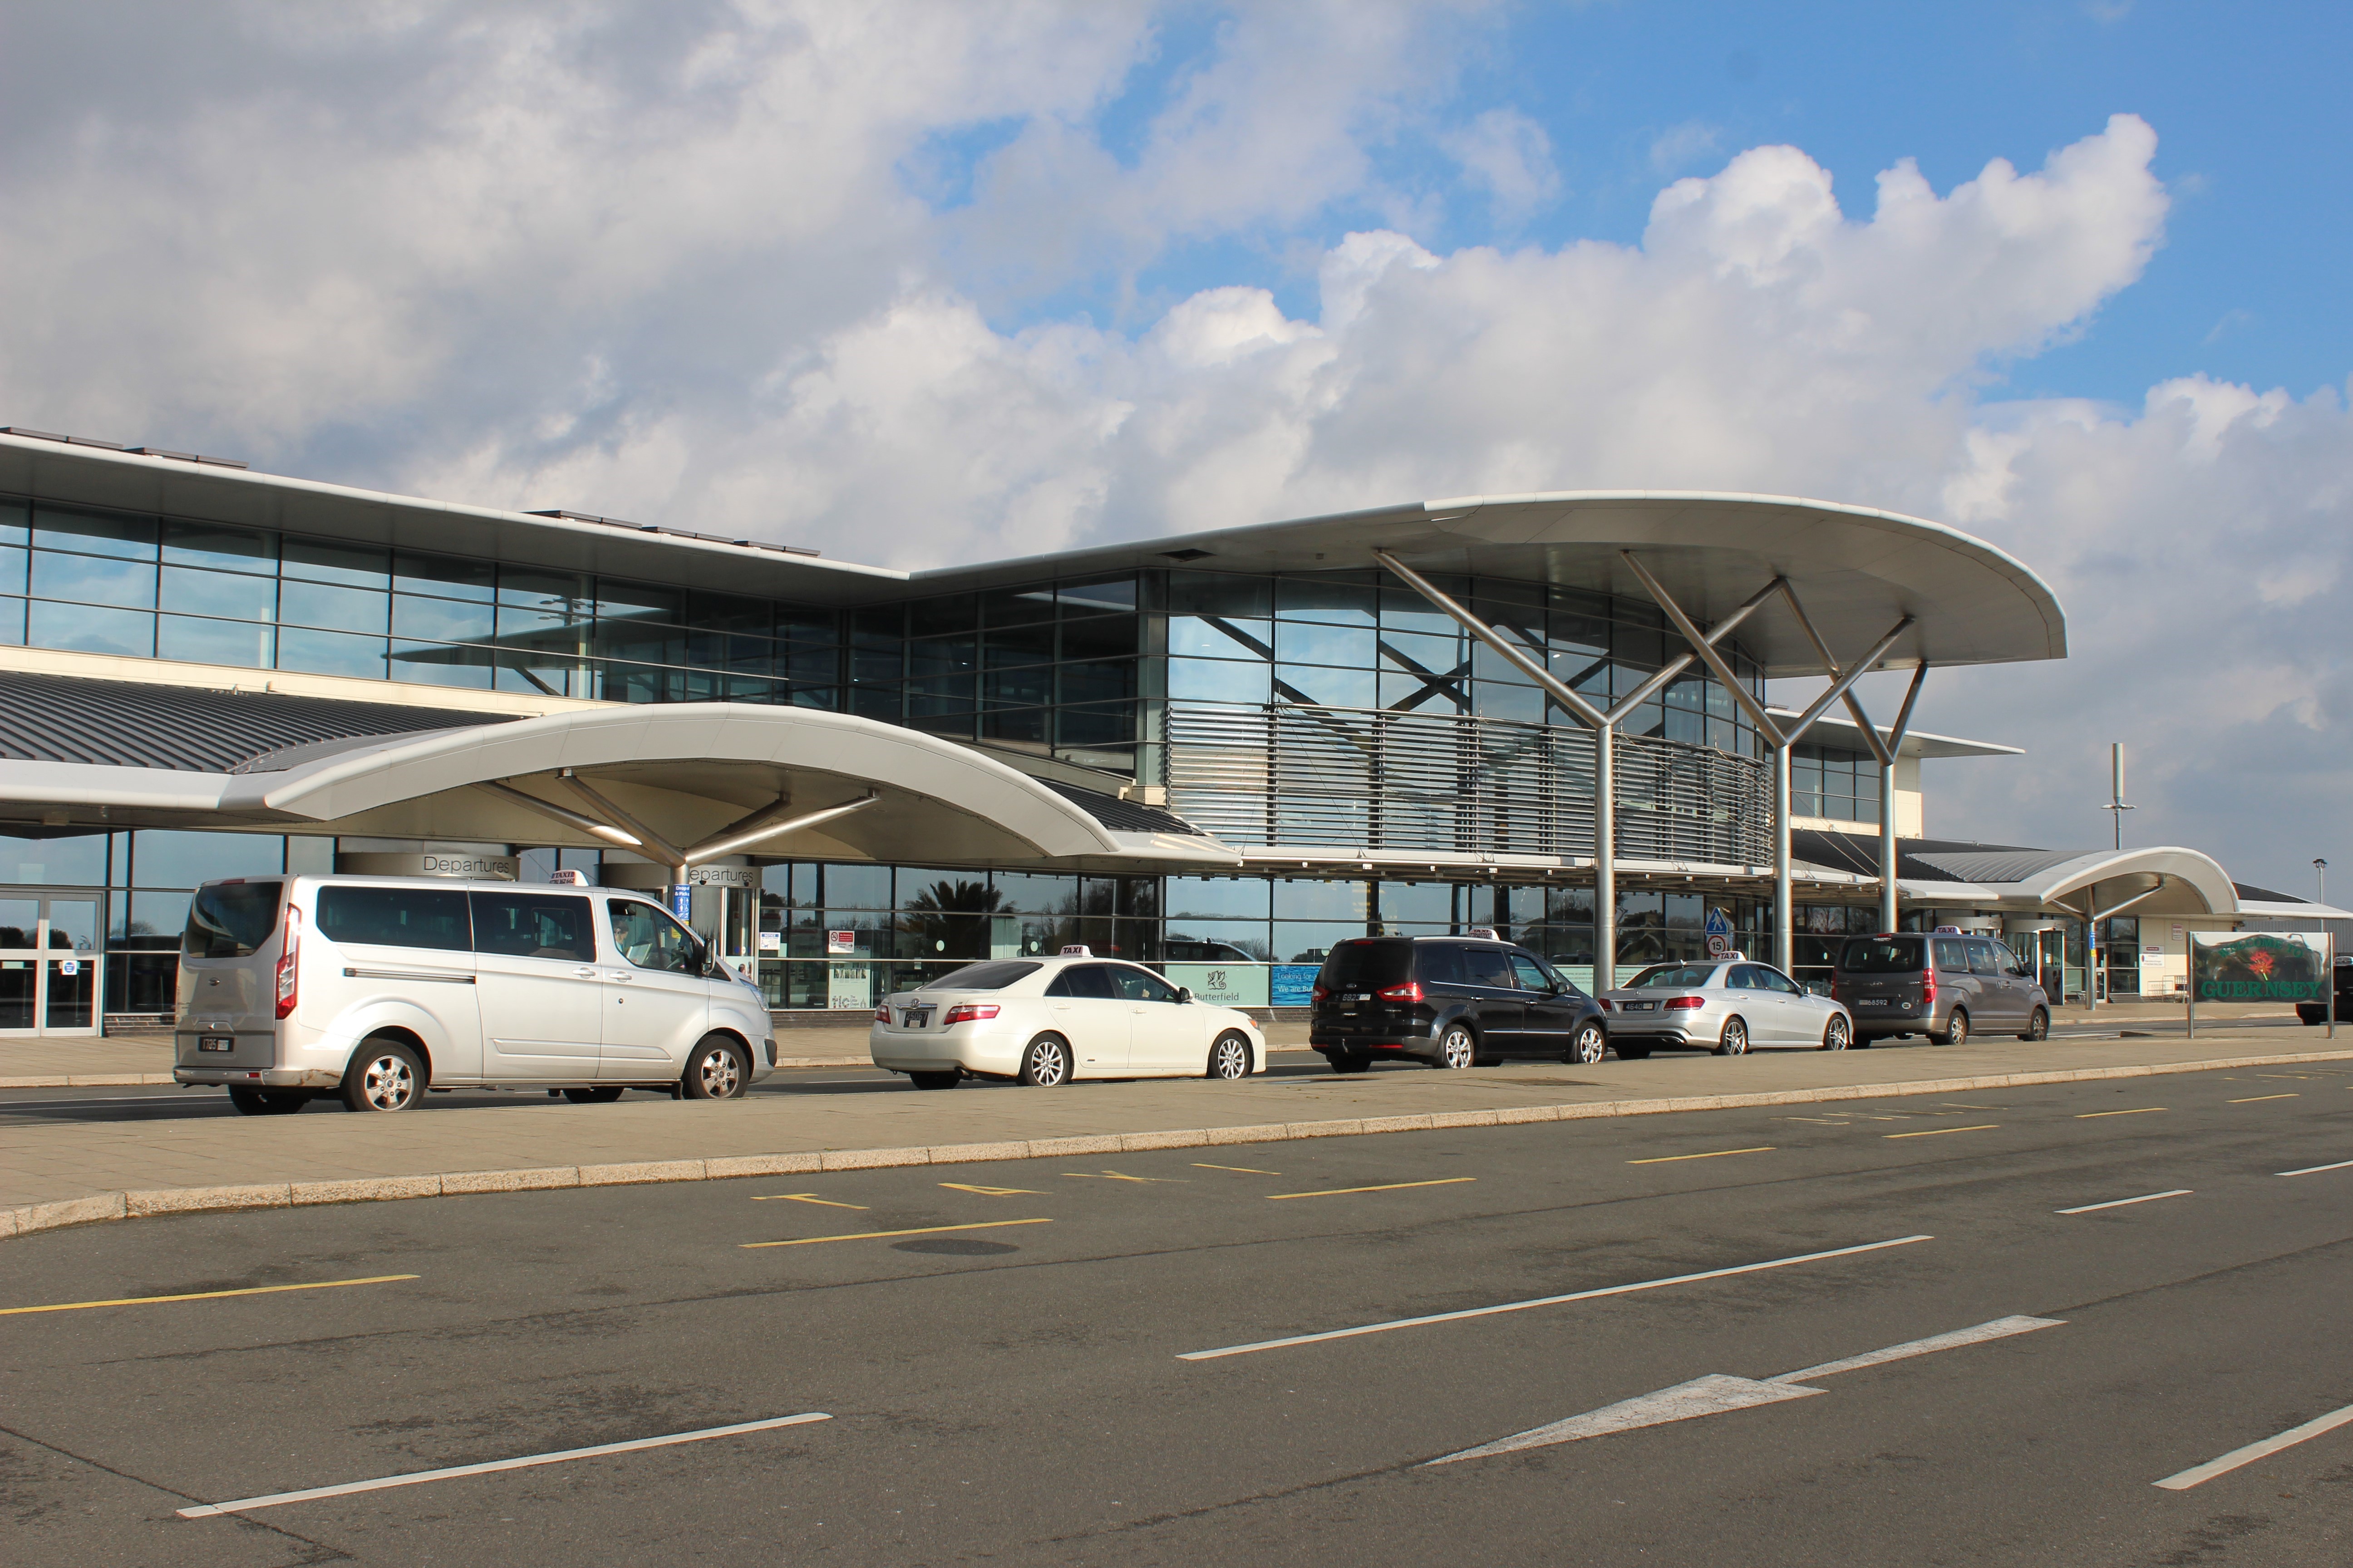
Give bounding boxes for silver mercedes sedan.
[1597,958,1854,1057]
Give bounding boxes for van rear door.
[177,880,285,1071]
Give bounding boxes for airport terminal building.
[0,429,2325,1037]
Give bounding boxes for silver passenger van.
[172,875,778,1114]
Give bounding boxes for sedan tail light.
[1375,980,1425,1003]
[1663,995,1704,1011]
[874,1004,891,1022]
[1595,997,1614,1011]
[943,1003,1001,1026]
[274,907,301,1020]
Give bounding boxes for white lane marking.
[177,1413,831,1518]
[2278,1158,2353,1177]
[2054,1190,2194,1215]
[2153,1402,2353,1490]
[1428,1316,2063,1465]
[1177,1236,1933,1362]
[1427,1375,1825,1464]
[1767,1315,2065,1384]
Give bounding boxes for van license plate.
[198,1035,233,1053]
[1853,999,1888,1007]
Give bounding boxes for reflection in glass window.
[395,553,495,600]
[29,600,152,656]
[132,830,284,888]
[1168,658,1270,705]
[158,615,273,668]
[278,626,388,679]
[279,579,388,633]
[0,596,23,644]
[1274,576,1377,625]
[389,642,494,688]
[34,508,155,559]
[160,565,275,621]
[163,522,276,573]
[1273,620,1376,667]
[0,833,107,885]
[31,551,157,609]
[282,537,389,587]
[1274,664,1374,708]
[0,545,23,594]
[393,594,495,642]
[1168,615,1270,659]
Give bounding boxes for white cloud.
[1647,119,1720,175]
[1442,106,1563,223]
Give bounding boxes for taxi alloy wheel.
[1568,1022,1607,1066]
[682,1035,749,1100]
[1020,1035,1071,1087]
[1438,1026,1477,1070]
[1208,1032,1252,1080]
[1821,1015,1850,1051]
[2020,1008,2049,1042]
[1714,1017,1749,1057]
[341,1038,423,1112]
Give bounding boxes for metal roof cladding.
[0,672,509,774]
[1038,779,1206,837]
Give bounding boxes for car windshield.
[921,961,1042,992]
[1625,963,1717,989]
[1840,936,1926,973]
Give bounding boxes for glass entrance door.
[0,895,104,1036]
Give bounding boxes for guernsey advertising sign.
[2189,932,2328,1003]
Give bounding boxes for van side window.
[472,892,594,963]
[1965,939,2003,976]
[1933,938,1970,971]
[1508,954,1553,992]
[1460,947,1516,988]
[317,886,469,952]
[1416,944,1464,986]
[606,900,702,973]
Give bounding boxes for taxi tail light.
[1921,968,1937,1007]
[1374,980,1424,1004]
[1311,984,1330,1003]
[943,1003,1000,1026]
[875,1005,891,1023]
[274,907,301,1020]
[1596,997,1613,1011]
[1663,995,1704,1011]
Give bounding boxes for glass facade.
[1792,743,1882,823]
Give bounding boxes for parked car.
[870,949,1267,1087]
[174,875,778,1114]
[2294,955,2353,1025]
[1598,958,1852,1055]
[1307,935,1610,1072]
[1831,931,2050,1045]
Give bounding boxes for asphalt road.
[5,1062,2352,1566]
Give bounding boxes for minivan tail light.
[943,1003,1001,1026]
[1921,968,1937,1005]
[1311,984,1330,1003]
[1663,995,1704,1011]
[274,906,301,1020]
[1375,980,1424,1004]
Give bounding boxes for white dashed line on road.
[2154,1402,2353,1490]
[2055,1190,2193,1214]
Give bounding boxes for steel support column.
[1594,726,1615,989]
[1772,744,1792,971]
[1877,663,1929,933]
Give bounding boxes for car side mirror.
[1175,987,1194,1004]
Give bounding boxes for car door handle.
[575,967,597,978]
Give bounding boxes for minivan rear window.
[1839,936,1925,973]
[922,961,1041,992]
[317,885,471,952]
[182,881,284,958]
[1317,940,1412,990]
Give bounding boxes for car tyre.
[340,1038,424,1113]
[1019,1035,1071,1087]
[681,1035,750,1100]
[1821,1015,1851,1051]
[561,1086,626,1104]
[2019,1008,2049,1042]
[1932,1010,1969,1047]
[1207,1032,1252,1080]
[1328,1052,1371,1075]
[229,1087,310,1115]
[1566,1021,1607,1067]
[910,1071,960,1091]
[1436,1024,1478,1070]
[1713,1017,1750,1057]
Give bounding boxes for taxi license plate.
[1624,1001,1655,1012]
[198,1035,234,1053]
[1853,999,1889,1007]
[902,1010,930,1029]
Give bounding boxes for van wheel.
[1713,1017,1750,1056]
[228,1088,310,1115]
[1933,1011,1969,1047]
[1207,1032,1252,1080]
[1329,1052,1370,1075]
[1437,1025,1478,1069]
[340,1039,424,1112]
[2019,1008,2049,1042]
[1566,1022,1607,1066]
[1019,1035,1071,1086]
[561,1087,625,1104]
[681,1035,750,1099]
[910,1071,960,1090]
[1821,1015,1851,1052]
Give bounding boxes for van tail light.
[943,1003,1000,1026]
[1375,980,1425,1004]
[1663,995,1704,1011]
[274,906,302,1020]
[1921,968,1937,1007]
[1311,984,1330,1003]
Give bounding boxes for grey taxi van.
[1831,930,2051,1046]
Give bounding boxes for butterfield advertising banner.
[2188,931,2328,1003]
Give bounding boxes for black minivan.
[1309,936,1611,1072]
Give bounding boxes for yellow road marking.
[1266,1178,1476,1201]
[939,1183,1044,1196]
[1941,1103,2008,1110]
[1192,1164,1281,1175]
[1063,1171,1181,1183]
[0,1274,416,1317]
[1628,1146,1777,1165]
[1884,1124,1999,1139]
[2256,1075,2314,1080]
[741,1219,1052,1249]
[2077,1107,2166,1118]
[1779,1117,1849,1125]
[751,1193,869,1209]
[2229,1094,2298,1104]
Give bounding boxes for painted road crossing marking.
[751,1194,869,1209]
[1627,1147,1775,1165]
[1265,1178,1476,1201]
[2077,1107,2167,1118]
[1884,1124,1999,1139]
[0,1275,417,1318]
[178,1413,832,1518]
[2229,1094,2298,1103]
[741,1219,1051,1249]
[1426,1315,2062,1465]
[939,1183,1044,1196]
[2056,1189,2193,1214]
[2153,1402,2353,1490]
[1193,1164,1280,1175]
[2277,1157,2353,1177]
[1177,1235,1932,1361]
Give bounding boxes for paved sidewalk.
[8,1028,2349,1240]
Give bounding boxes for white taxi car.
[869,948,1268,1088]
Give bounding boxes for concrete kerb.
[7,1046,2351,1242]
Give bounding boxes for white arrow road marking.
[1426,1316,2064,1465]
